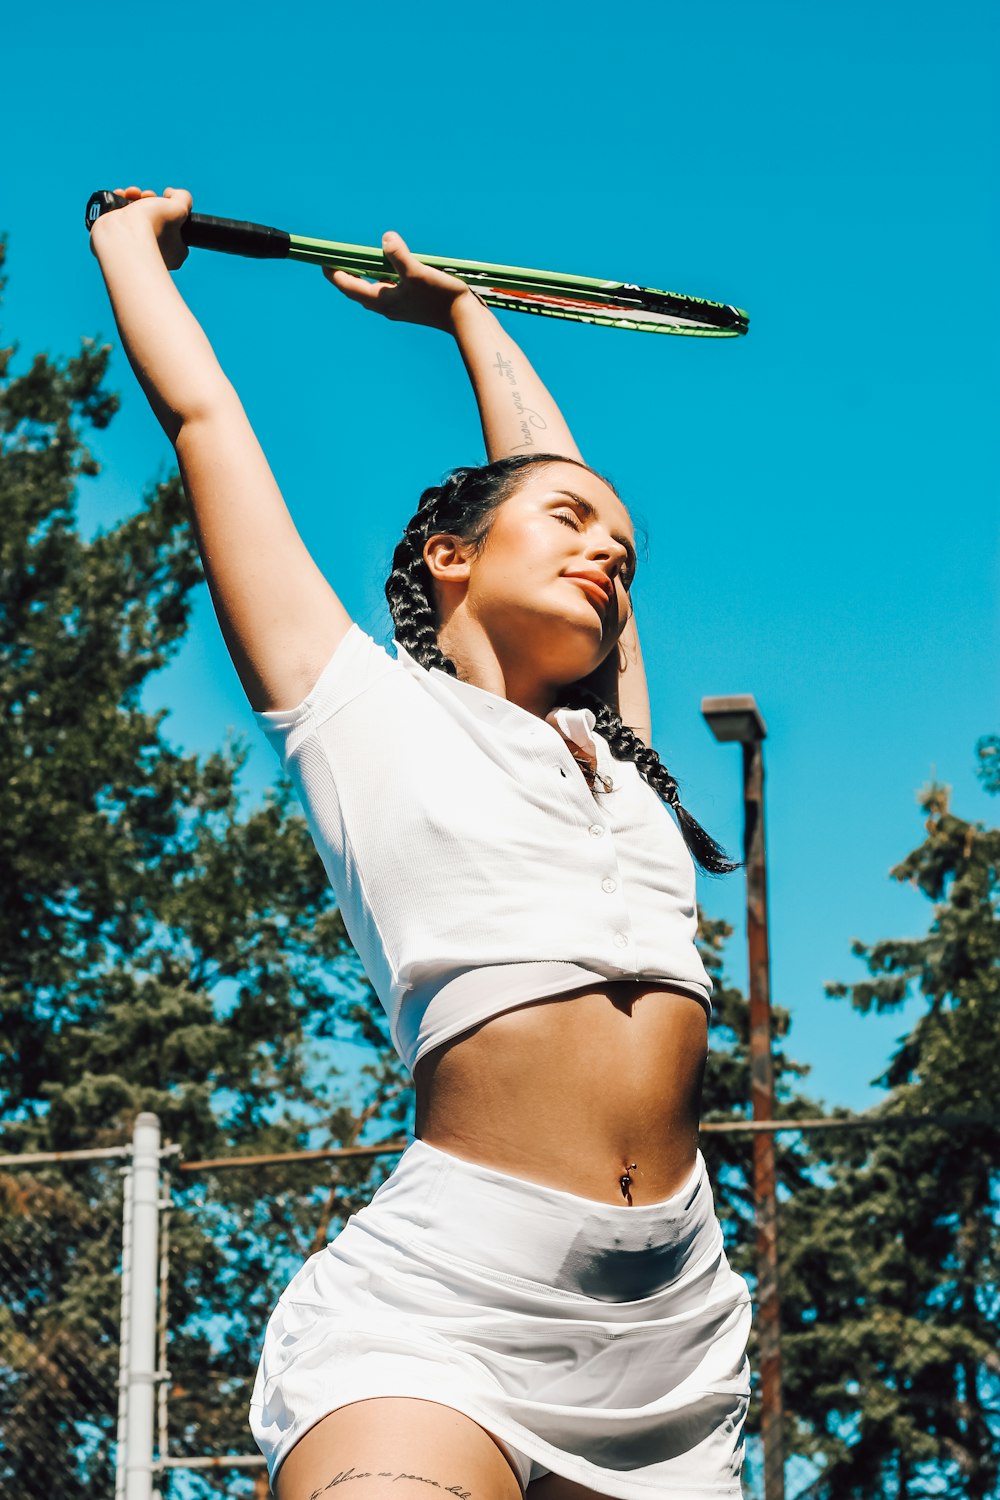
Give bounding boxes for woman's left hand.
[324,231,476,331]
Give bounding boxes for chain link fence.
[158,1134,404,1500]
[0,1145,129,1500]
[2,1118,997,1500]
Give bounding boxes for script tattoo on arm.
[310,1468,472,1498]
[493,351,548,450]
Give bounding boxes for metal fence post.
[124,1112,161,1500]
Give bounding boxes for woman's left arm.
[326,235,651,743]
[449,284,651,745]
[448,287,583,464]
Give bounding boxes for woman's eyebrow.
[551,490,637,570]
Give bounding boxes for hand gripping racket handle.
[85,191,291,260]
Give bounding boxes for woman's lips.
[565,576,611,613]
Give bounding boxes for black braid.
[561,686,739,875]
[385,455,738,876]
[384,480,459,678]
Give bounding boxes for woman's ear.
[423,533,474,584]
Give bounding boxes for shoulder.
[253,625,405,753]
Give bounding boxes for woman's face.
[431,461,638,687]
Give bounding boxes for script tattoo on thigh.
[311,1469,472,1498]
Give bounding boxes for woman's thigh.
[273,1397,525,1500]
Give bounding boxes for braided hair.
[385,454,737,875]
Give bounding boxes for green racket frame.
[85,192,749,338]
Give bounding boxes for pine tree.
[698,909,833,1500]
[778,742,1000,1498]
[699,912,823,1246]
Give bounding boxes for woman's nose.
[587,534,629,576]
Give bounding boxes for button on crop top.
[254,624,713,1075]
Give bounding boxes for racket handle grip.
[84,191,291,260]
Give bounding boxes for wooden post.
[742,740,784,1500]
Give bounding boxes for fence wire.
[2,1121,997,1500]
[156,1142,401,1500]
[0,1155,125,1500]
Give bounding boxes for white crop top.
[254,624,712,1075]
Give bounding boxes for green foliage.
[975,736,1000,797]
[697,908,829,1487]
[700,911,824,1253]
[0,1165,123,1500]
[782,754,1000,1499]
[0,238,409,1497]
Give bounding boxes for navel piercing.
[619,1162,637,1201]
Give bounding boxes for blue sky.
[5,1,996,1111]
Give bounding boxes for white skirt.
[250,1138,751,1498]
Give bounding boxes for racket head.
[287,236,748,337]
[471,285,748,337]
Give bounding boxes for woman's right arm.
[90,186,351,711]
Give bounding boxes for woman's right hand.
[90,185,192,271]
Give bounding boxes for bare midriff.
[413,982,709,1207]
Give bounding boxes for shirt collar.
[545,704,599,759]
[393,638,599,751]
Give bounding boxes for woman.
[91,187,752,1500]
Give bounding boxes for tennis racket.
[85,190,748,339]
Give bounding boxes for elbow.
[143,378,235,450]
[171,380,240,449]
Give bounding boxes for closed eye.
[551,501,638,588]
[555,511,635,590]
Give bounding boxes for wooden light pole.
[701,694,784,1500]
